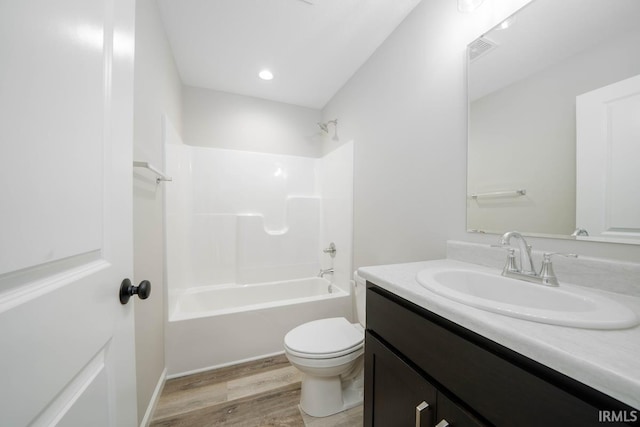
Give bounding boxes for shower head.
[318,122,329,133]
[328,119,338,141]
[317,119,339,141]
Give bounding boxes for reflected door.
[0,0,137,425]
[576,74,640,240]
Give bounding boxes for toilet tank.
[353,271,366,326]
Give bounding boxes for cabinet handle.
[435,419,450,427]
[415,401,430,427]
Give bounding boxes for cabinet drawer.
[367,285,633,427]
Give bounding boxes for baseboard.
[140,367,167,427]
[166,350,286,380]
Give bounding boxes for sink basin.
[416,268,638,329]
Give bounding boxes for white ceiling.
[157,0,422,109]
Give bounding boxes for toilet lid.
[284,317,364,356]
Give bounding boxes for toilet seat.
[284,317,364,359]
[285,343,363,360]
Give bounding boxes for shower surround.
[164,124,354,375]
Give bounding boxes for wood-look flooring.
[150,354,363,426]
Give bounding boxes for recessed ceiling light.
[259,69,274,81]
[497,17,516,30]
[457,0,484,13]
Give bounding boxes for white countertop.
[358,259,640,410]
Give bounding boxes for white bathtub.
[166,277,353,376]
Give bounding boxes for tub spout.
[318,268,334,278]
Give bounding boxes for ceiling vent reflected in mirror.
[468,37,497,61]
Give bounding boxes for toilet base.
[299,369,364,418]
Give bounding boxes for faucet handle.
[490,245,519,273]
[542,252,578,261]
[503,248,519,273]
[491,247,518,273]
[323,242,337,258]
[539,253,577,286]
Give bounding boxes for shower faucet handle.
[323,242,337,258]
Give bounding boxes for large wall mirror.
[467,0,640,244]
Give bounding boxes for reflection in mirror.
[467,0,640,244]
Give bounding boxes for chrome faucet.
[571,227,589,237]
[499,231,536,275]
[495,231,577,286]
[318,268,334,278]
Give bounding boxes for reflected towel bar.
[469,189,526,199]
[133,161,172,183]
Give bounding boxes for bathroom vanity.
[360,259,640,427]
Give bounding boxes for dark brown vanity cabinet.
[364,283,639,427]
[365,331,484,427]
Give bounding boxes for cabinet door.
[435,393,486,427]
[365,332,437,427]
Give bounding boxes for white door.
[576,74,640,241]
[0,0,137,426]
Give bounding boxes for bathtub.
[166,277,353,377]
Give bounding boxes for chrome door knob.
[119,279,151,304]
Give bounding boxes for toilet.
[284,272,366,417]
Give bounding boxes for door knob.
[119,279,151,304]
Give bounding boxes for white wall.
[322,0,640,270]
[182,86,323,158]
[321,0,529,268]
[468,29,640,235]
[318,141,355,300]
[133,0,183,423]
